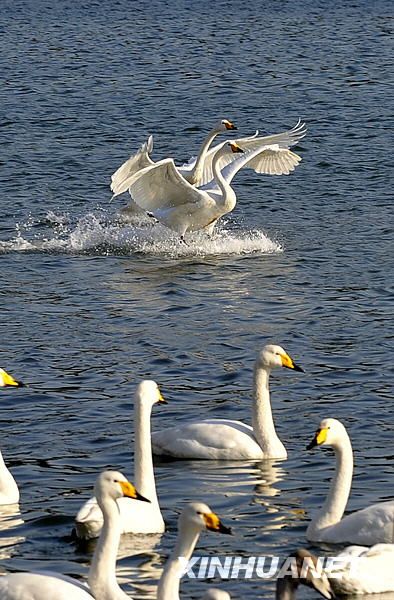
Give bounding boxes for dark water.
[0,0,393,598]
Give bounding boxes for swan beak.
[158,391,168,405]
[280,354,304,372]
[307,427,328,450]
[229,142,244,154]
[119,481,151,503]
[225,120,237,130]
[203,512,232,535]
[0,369,24,387]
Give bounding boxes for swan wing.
[110,135,154,197]
[328,500,394,545]
[0,571,92,599]
[329,544,394,595]
[151,419,264,460]
[194,120,306,186]
[127,158,205,211]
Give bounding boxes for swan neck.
[134,398,158,503]
[212,150,235,210]
[157,523,201,600]
[88,496,124,599]
[252,363,286,458]
[276,577,298,600]
[307,435,353,537]
[190,129,217,182]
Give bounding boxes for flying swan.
[151,344,304,460]
[75,380,166,539]
[157,502,231,600]
[0,448,19,505]
[0,470,149,599]
[0,368,24,387]
[306,418,394,544]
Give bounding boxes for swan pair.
[75,380,166,539]
[111,119,306,238]
[0,368,23,387]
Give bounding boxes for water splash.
[0,210,282,257]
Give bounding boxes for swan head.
[307,418,348,450]
[256,344,304,372]
[213,119,237,133]
[0,368,24,387]
[276,549,333,599]
[179,502,232,535]
[135,379,167,407]
[94,470,151,505]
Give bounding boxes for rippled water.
[0,0,393,598]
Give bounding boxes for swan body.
[157,502,231,600]
[0,450,19,505]
[75,380,165,539]
[0,369,23,387]
[0,470,150,599]
[306,418,394,544]
[152,344,304,460]
[110,119,237,199]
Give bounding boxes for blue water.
[0,1,393,598]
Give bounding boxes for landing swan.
[306,418,394,544]
[0,368,23,387]
[157,502,231,600]
[0,449,19,505]
[110,119,237,198]
[291,546,394,595]
[151,344,304,460]
[75,380,166,539]
[0,470,150,599]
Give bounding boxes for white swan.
[0,470,150,599]
[75,380,166,539]
[110,119,237,198]
[151,344,304,460]
[306,418,394,544]
[157,502,231,600]
[201,590,231,599]
[0,368,23,387]
[290,546,394,595]
[0,449,19,505]
[122,122,305,239]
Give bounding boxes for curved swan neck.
[88,496,126,599]
[134,397,158,503]
[212,149,236,211]
[0,451,19,504]
[307,434,353,537]
[252,364,287,459]
[157,523,201,600]
[189,129,218,184]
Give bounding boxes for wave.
[0,210,282,258]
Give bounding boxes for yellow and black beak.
[307,427,328,450]
[158,390,168,405]
[118,480,151,503]
[203,512,232,535]
[225,120,237,130]
[1,369,24,387]
[280,353,304,373]
[229,142,244,154]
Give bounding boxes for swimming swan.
[291,546,394,595]
[75,380,166,539]
[110,119,237,198]
[0,449,19,505]
[0,368,23,387]
[157,502,231,600]
[306,418,394,544]
[0,470,150,600]
[151,344,304,460]
[276,549,333,600]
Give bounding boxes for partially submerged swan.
[151,344,304,460]
[75,380,166,539]
[306,418,394,544]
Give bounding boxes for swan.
[289,546,394,595]
[306,418,394,544]
[0,470,150,599]
[151,344,304,460]
[201,590,231,599]
[276,549,333,600]
[0,449,19,505]
[122,123,306,239]
[0,368,23,387]
[75,380,166,540]
[157,502,231,600]
[110,119,237,198]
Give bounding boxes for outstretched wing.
[194,120,306,186]
[127,158,205,211]
[110,135,154,197]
